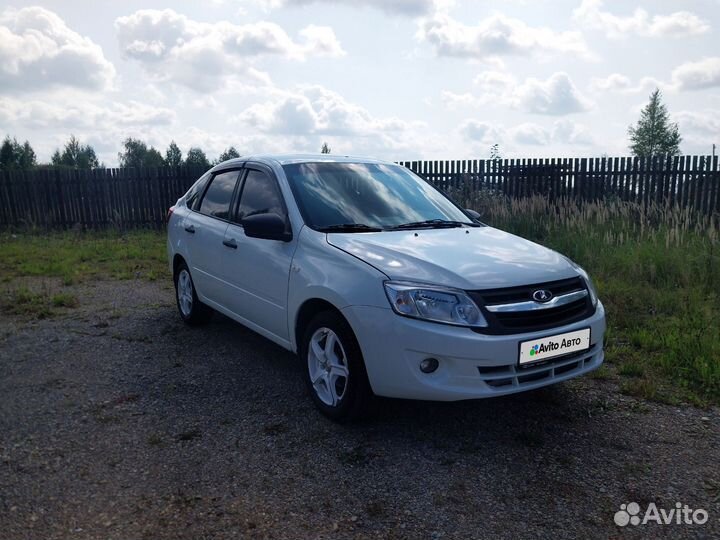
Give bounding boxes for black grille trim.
[469,277,595,335]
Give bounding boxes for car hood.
[326,227,578,290]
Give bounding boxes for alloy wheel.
[307,327,349,406]
[177,269,193,317]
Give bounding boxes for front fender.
[287,227,389,352]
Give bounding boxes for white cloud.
[445,71,592,116]
[573,0,709,38]
[508,123,550,146]
[459,120,498,144]
[590,73,632,92]
[551,119,593,145]
[675,110,720,154]
[0,6,115,92]
[591,59,720,96]
[671,57,720,91]
[239,85,414,136]
[0,96,176,130]
[417,13,589,60]
[458,119,594,149]
[514,73,593,115]
[271,0,436,16]
[589,73,663,96]
[235,84,438,158]
[115,9,344,91]
[440,91,477,110]
[473,70,514,94]
[676,110,720,137]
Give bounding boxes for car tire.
[301,310,374,422]
[174,261,213,326]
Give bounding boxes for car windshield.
[282,162,476,231]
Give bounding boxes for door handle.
[223,238,238,249]
[184,224,196,234]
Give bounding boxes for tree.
[51,135,99,169]
[118,137,148,168]
[19,141,37,169]
[218,146,240,162]
[165,141,183,167]
[321,142,331,154]
[145,147,166,167]
[0,137,18,169]
[118,137,164,168]
[628,89,682,157]
[489,143,501,161]
[185,147,210,169]
[0,136,37,170]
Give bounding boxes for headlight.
[565,258,599,307]
[384,281,488,327]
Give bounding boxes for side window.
[198,171,239,220]
[185,173,210,210]
[236,169,285,221]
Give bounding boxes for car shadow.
[163,309,609,453]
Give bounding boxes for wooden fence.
[0,166,205,230]
[399,155,720,215]
[0,155,718,229]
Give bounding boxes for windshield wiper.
[317,223,383,233]
[389,219,480,230]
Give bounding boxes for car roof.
[215,153,394,169]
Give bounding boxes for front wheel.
[301,311,373,421]
[174,262,213,326]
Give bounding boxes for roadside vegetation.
[0,230,166,285]
[466,192,720,407]
[1,192,719,406]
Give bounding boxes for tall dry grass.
[461,190,720,405]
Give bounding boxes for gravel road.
[1,278,718,539]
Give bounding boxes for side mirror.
[242,213,293,242]
[465,208,481,221]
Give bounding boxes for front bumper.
[341,301,606,401]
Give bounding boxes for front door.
[220,166,296,342]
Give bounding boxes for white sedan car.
[167,154,606,420]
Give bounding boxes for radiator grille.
[469,277,595,334]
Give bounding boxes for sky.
[0,0,718,166]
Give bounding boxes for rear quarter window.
[185,173,211,210]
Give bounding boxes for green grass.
[0,286,79,319]
[51,292,79,308]
[2,201,719,406]
[462,192,720,406]
[2,287,54,318]
[0,230,167,284]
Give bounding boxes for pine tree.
[0,136,18,169]
[19,141,37,169]
[628,89,682,157]
[321,142,331,154]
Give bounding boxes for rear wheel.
[174,262,213,325]
[301,311,373,421]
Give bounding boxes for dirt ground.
[1,278,718,539]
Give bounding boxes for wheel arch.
[172,254,186,278]
[294,298,351,353]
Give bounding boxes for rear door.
[220,164,296,341]
[182,169,241,306]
